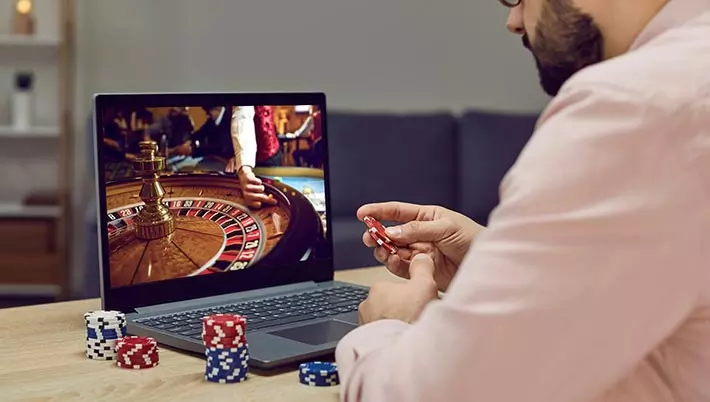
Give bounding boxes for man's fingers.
[356,202,426,224]
[362,232,377,247]
[371,247,411,280]
[408,253,435,281]
[385,254,411,280]
[385,219,452,244]
[373,247,389,265]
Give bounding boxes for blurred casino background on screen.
[0,0,547,308]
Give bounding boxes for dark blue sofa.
[327,110,538,270]
[80,109,538,297]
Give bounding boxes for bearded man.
[334,1,710,401]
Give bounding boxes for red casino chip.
[371,231,398,255]
[116,335,157,349]
[202,334,246,348]
[202,314,247,338]
[115,336,159,369]
[117,349,159,369]
[363,216,393,243]
[363,216,399,255]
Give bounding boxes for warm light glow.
[16,0,32,14]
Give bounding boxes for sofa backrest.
[326,112,459,218]
[456,110,538,226]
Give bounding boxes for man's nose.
[506,6,525,35]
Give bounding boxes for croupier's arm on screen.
[228,106,276,208]
[229,106,257,172]
[334,84,705,402]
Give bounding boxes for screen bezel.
[93,92,334,312]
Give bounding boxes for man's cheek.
[523,0,544,41]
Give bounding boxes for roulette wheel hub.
[131,140,176,240]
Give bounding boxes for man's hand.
[358,202,484,292]
[358,254,439,325]
[232,164,278,209]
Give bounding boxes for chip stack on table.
[115,336,160,369]
[364,216,399,255]
[202,313,249,383]
[298,361,340,387]
[84,310,127,360]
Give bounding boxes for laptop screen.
[94,93,333,310]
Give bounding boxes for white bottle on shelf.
[12,71,33,131]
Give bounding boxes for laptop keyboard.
[134,285,369,341]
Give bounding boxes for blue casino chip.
[86,326,126,340]
[298,361,340,387]
[204,344,250,383]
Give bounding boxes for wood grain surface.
[0,266,403,402]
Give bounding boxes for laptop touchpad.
[268,320,357,346]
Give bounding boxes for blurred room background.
[0,0,549,307]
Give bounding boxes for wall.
[70,0,550,294]
[74,0,549,114]
[0,0,61,205]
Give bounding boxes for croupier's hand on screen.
[232,164,278,209]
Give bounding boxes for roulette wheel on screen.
[105,141,324,288]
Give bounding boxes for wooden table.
[0,266,401,402]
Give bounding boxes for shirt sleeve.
[335,83,705,402]
[230,106,257,170]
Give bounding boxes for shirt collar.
[631,0,710,50]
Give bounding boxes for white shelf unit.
[0,33,60,44]
[0,34,59,63]
[0,0,74,299]
[0,125,60,138]
[0,202,60,218]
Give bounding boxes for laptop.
[92,92,369,369]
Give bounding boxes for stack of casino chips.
[84,310,127,360]
[298,361,340,387]
[202,313,249,383]
[115,336,159,369]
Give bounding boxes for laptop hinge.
[133,281,319,316]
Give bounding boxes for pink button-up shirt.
[335,1,710,401]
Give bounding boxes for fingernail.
[385,226,401,237]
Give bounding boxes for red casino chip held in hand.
[363,216,399,255]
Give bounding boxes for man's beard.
[523,0,605,96]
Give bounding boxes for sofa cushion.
[331,218,380,270]
[456,110,538,226]
[326,112,459,218]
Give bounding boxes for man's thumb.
[408,253,435,281]
[385,220,448,243]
